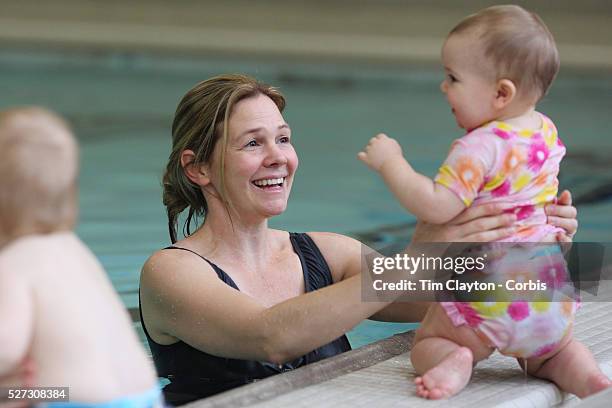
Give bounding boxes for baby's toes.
[416,386,429,398]
[428,387,447,400]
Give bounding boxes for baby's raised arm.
[358,133,465,224]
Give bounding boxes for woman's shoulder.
[142,246,182,272]
[301,232,365,282]
[302,231,361,247]
[141,245,217,288]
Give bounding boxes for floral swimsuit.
[435,112,575,358]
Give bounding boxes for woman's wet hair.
[163,74,286,243]
[0,107,78,240]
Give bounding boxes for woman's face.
[208,94,298,221]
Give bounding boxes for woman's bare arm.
[140,247,391,365]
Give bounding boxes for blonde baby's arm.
[0,265,33,376]
[359,133,465,224]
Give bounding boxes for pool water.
[1,50,611,350]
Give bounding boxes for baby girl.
[359,5,611,400]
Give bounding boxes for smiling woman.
[204,94,298,223]
[161,76,292,243]
[138,74,577,405]
[140,75,360,403]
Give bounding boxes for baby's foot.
[414,347,473,399]
[580,372,612,398]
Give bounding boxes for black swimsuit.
[139,232,351,405]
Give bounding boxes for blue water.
[1,50,611,350]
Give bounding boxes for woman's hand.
[413,190,578,243]
[545,190,577,242]
[412,203,516,243]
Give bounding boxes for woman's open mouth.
[252,177,286,190]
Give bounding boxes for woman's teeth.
[253,177,285,187]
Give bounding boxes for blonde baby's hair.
[450,5,559,103]
[0,107,78,239]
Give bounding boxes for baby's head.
[0,107,78,245]
[440,5,559,130]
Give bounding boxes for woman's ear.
[180,149,210,186]
[493,79,517,110]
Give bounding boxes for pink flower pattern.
[527,139,550,172]
[507,301,530,321]
[454,302,483,327]
[539,261,568,290]
[503,204,535,221]
[493,128,513,140]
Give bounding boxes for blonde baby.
[0,108,161,406]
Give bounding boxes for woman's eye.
[279,136,290,143]
[245,140,258,147]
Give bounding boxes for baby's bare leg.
[411,304,494,399]
[523,338,612,398]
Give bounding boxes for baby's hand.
[358,133,403,172]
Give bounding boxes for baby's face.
[440,33,498,131]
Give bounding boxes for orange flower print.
[514,226,537,239]
[503,146,526,176]
[455,157,483,194]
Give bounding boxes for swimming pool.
[1,49,611,349]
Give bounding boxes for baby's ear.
[181,149,211,186]
[493,79,517,109]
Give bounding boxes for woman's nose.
[263,143,288,167]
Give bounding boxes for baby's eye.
[448,74,458,82]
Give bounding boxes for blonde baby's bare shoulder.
[0,232,90,277]
[0,235,47,271]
